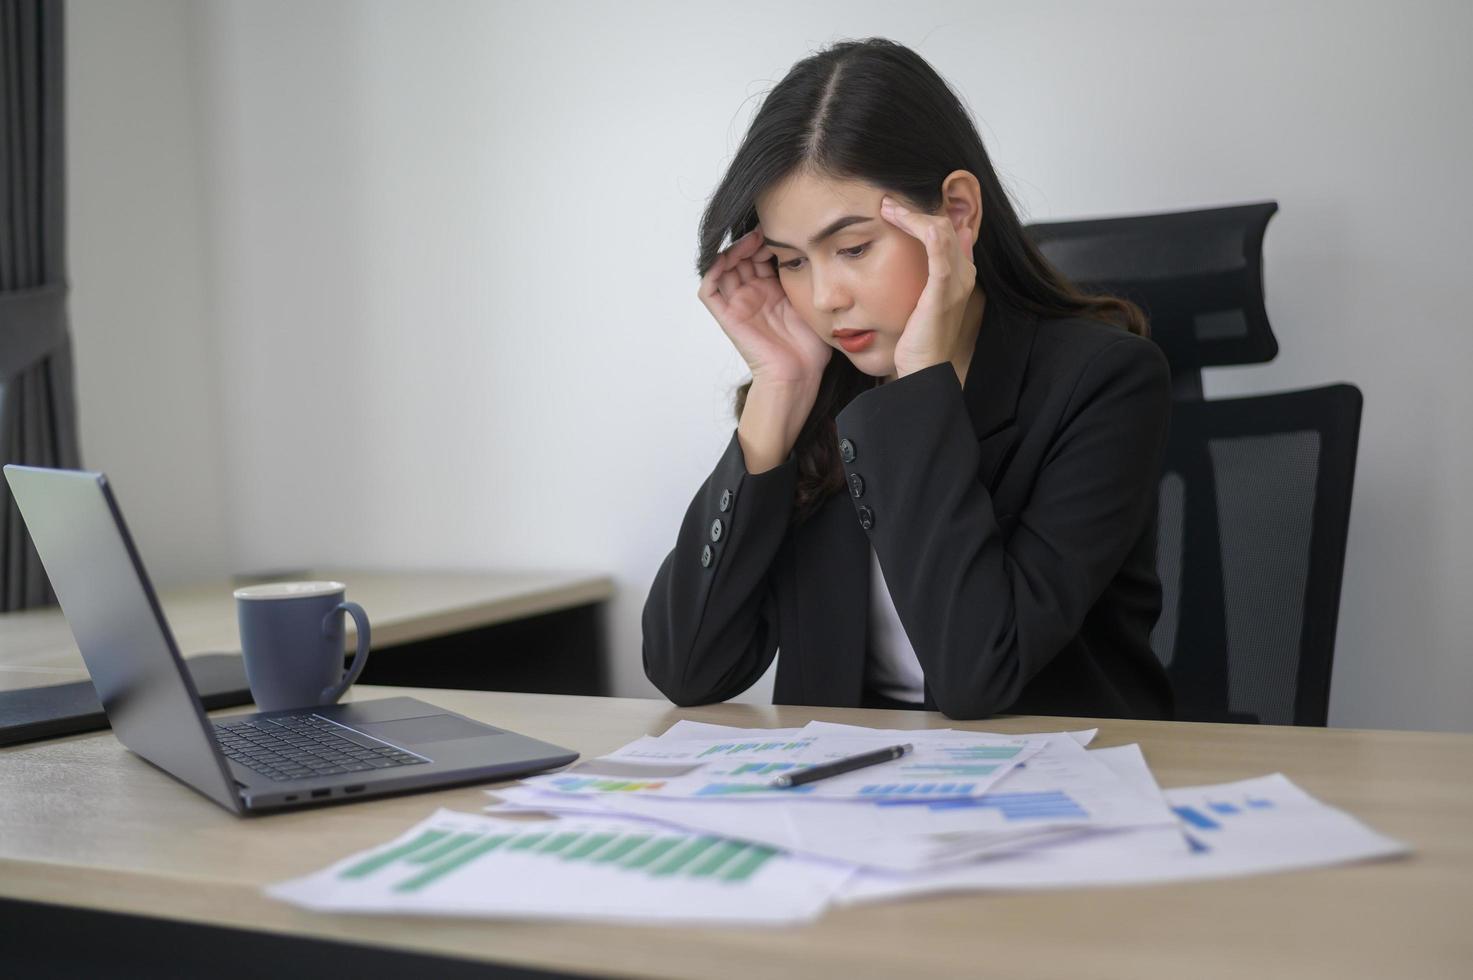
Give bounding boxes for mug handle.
[320,601,371,704]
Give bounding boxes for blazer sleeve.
[834,336,1171,720]
[641,429,796,706]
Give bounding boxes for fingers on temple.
[717,268,742,297]
[701,229,775,298]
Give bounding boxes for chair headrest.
[1027,201,1279,374]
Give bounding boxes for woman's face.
[755,173,931,380]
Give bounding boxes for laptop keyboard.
[214,714,427,783]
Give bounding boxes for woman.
[642,37,1174,721]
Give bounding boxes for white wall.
[67,0,230,586]
[67,0,1473,731]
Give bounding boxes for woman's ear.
[939,170,983,244]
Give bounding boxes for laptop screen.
[4,465,241,813]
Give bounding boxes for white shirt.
[866,546,925,703]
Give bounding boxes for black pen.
[770,744,913,788]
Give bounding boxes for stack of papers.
[265,807,849,924]
[266,720,1411,925]
[498,722,1181,871]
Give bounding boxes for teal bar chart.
[267,808,853,925]
[336,823,781,893]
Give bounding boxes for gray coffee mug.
[234,581,371,712]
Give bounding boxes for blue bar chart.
[1173,792,1279,852]
[913,790,1091,820]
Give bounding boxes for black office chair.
[1026,202,1362,725]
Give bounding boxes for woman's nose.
[810,269,850,314]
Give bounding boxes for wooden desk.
[1,689,1469,979]
[0,568,615,671]
[0,565,615,695]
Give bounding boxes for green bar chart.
[269,809,850,925]
[336,824,781,894]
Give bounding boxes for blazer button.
[719,489,733,512]
[857,505,875,530]
[848,473,865,498]
[839,438,856,463]
[710,518,724,543]
[701,545,713,567]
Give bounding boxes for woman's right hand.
[698,227,832,386]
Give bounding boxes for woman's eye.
[777,243,870,272]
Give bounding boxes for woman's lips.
[833,330,876,353]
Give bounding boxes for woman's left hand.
[880,195,978,379]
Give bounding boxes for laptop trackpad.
[354,714,501,745]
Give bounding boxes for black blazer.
[642,296,1174,721]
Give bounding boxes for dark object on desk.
[1028,202,1362,726]
[357,603,608,697]
[0,652,251,747]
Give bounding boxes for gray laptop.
[3,463,579,814]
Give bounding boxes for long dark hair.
[696,38,1147,526]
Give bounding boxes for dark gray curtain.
[0,0,79,611]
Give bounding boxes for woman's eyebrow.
[762,215,873,251]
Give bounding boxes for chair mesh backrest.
[1027,202,1280,382]
[1025,201,1362,725]
[1151,386,1362,725]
